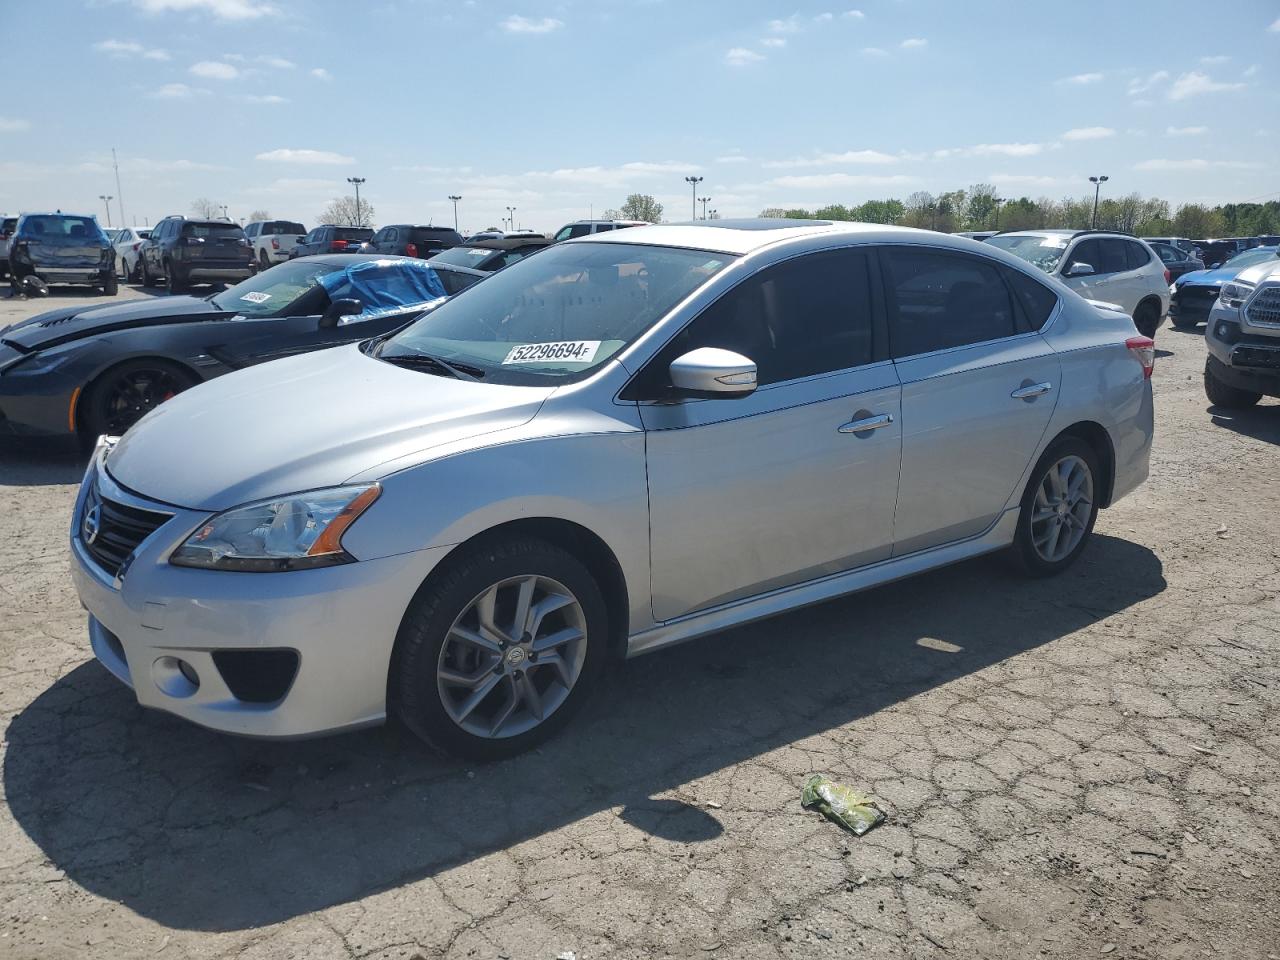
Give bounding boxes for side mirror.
[1066,262,1095,277]
[669,347,757,398]
[319,298,363,329]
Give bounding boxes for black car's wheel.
[101,271,118,296]
[1009,436,1101,578]
[392,537,609,760]
[1204,358,1261,410]
[140,257,156,288]
[163,260,186,294]
[81,359,198,439]
[1170,316,1199,331]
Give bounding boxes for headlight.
[1219,282,1253,309]
[170,484,381,571]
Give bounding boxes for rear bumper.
[180,265,254,282]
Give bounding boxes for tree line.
[759,185,1280,238]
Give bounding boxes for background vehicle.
[427,236,551,272]
[6,213,116,295]
[551,219,646,241]
[0,216,17,279]
[1169,246,1279,330]
[1144,236,1201,260]
[112,227,151,282]
[954,230,998,241]
[1204,258,1280,407]
[987,229,1169,336]
[292,225,374,258]
[362,224,463,259]
[1196,239,1243,268]
[244,219,306,270]
[1149,241,1203,283]
[140,216,254,293]
[67,220,1154,758]
[0,255,457,440]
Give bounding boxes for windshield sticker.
[503,341,602,365]
[240,291,272,304]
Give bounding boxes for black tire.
[259,250,271,272]
[140,257,156,288]
[127,257,141,284]
[101,271,118,296]
[392,537,609,760]
[1009,436,1101,578]
[1170,316,1199,331]
[1133,300,1160,339]
[163,260,186,294]
[80,358,198,440]
[1204,358,1261,409]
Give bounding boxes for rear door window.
[1097,239,1129,275]
[567,224,593,239]
[881,247,1017,357]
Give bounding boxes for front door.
[634,248,902,622]
[879,245,1060,554]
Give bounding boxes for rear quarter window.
[1002,267,1058,330]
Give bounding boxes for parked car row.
[1169,245,1280,330]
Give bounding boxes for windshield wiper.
[377,350,484,381]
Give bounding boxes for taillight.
[405,242,418,258]
[330,239,348,251]
[132,242,141,251]
[1163,268,1171,285]
[1126,336,1155,379]
[271,238,280,250]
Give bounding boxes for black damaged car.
[0,254,486,442]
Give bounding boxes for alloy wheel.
[436,575,587,739]
[1030,454,1093,563]
[99,368,186,434]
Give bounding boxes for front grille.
[1245,285,1280,328]
[1233,345,1280,371]
[81,481,171,578]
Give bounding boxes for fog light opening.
[152,656,200,698]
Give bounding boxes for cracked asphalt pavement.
[2,288,1279,959]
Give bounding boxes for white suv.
[244,219,307,271]
[988,230,1170,337]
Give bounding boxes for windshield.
[183,222,245,240]
[210,259,347,317]
[429,246,497,268]
[1222,247,1279,270]
[21,215,106,242]
[985,234,1069,273]
[379,242,734,385]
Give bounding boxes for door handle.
[838,413,894,434]
[1010,381,1053,400]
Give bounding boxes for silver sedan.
[69,220,1155,758]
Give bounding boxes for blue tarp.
[317,258,449,321]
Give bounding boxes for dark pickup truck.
[363,224,464,259]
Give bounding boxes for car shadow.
[1208,402,1280,444]
[0,438,86,485]
[3,534,1165,932]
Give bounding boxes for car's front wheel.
[392,537,608,759]
[1010,437,1100,577]
[1204,357,1261,409]
[81,359,198,439]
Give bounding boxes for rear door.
[882,245,1060,555]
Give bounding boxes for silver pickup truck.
[1204,256,1280,407]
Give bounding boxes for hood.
[1176,266,1243,288]
[1234,259,1280,287]
[1,295,222,351]
[106,343,553,511]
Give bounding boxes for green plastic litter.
[801,775,886,836]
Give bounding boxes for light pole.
[220,204,229,219]
[506,206,516,232]
[1089,175,1109,229]
[347,176,366,227]
[684,175,703,221]
[448,195,462,232]
[709,208,718,220]
[98,195,114,227]
[699,196,711,220]
[993,196,1006,230]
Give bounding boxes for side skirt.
[625,509,1020,658]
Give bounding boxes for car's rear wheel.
[127,257,141,284]
[1133,299,1160,339]
[1170,316,1198,330]
[140,257,156,288]
[163,260,186,294]
[81,359,198,439]
[1010,437,1100,577]
[392,537,607,759]
[101,271,118,296]
[259,250,271,271]
[1204,357,1261,409]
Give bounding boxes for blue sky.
[2,0,1277,233]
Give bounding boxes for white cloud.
[147,83,208,99]
[245,94,289,104]
[258,56,295,69]
[1243,64,1260,78]
[1058,72,1103,85]
[813,12,833,22]
[760,37,786,47]
[0,116,30,133]
[1166,125,1207,136]
[725,47,765,66]
[715,155,750,164]
[900,37,927,49]
[94,38,170,60]
[1168,71,1246,100]
[1270,16,1280,31]
[763,149,898,168]
[768,173,916,189]
[222,52,246,62]
[1199,55,1230,65]
[500,15,563,34]
[843,9,865,19]
[190,60,239,80]
[768,16,801,33]
[860,47,889,56]
[935,142,1045,158]
[1133,158,1261,171]
[1061,126,1115,141]
[256,148,356,165]
[130,0,274,20]
[988,173,1066,187]
[1127,70,1169,95]
[310,67,332,80]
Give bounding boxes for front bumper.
[69,455,450,738]
[1205,306,1280,397]
[1170,285,1219,326]
[0,359,79,436]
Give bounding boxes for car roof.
[309,252,488,277]
[575,218,942,255]
[461,237,552,251]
